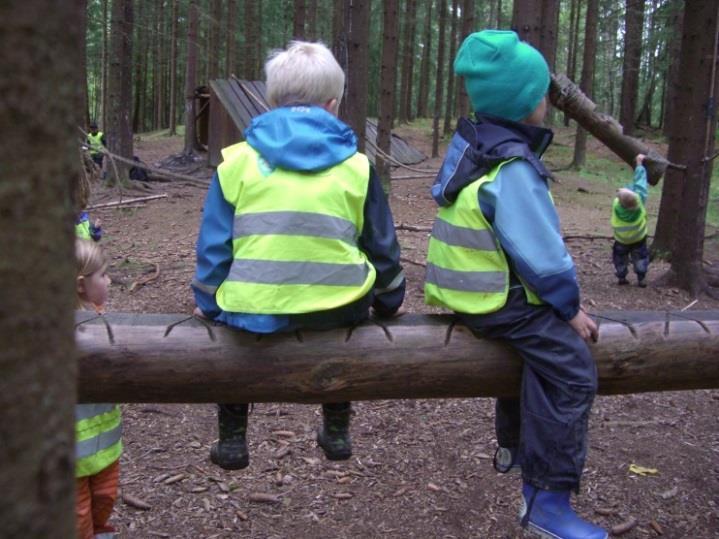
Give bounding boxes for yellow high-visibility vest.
[75,404,122,477]
[214,143,376,314]
[611,198,647,244]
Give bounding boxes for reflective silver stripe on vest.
[94,533,118,539]
[76,424,122,460]
[374,269,406,294]
[234,211,358,245]
[614,224,643,233]
[228,259,370,286]
[431,218,497,250]
[425,262,505,292]
[191,278,218,295]
[76,404,116,422]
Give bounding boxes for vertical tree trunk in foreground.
[664,0,719,296]
[571,0,598,170]
[377,0,399,185]
[0,1,79,536]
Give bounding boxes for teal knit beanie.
[454,30,550,122]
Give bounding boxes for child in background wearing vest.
[75,239,121,539]
[424,31,606,539]
[611,154,649,287]
[192,41,405,471]
[75,161,102,242]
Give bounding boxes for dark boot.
[317,402,352,460]
[210,403,249,470]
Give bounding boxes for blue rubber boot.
[520,483,608,539]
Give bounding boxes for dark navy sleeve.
[89,220,102,242]
[479,160,580,321]
[191,172,235,319]
[358,167,406,316]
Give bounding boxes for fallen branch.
[395,223,432,233]
[122,492,152,510]
[87,194,168,210]
[129,263,160,293]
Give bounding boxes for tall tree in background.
[635,0,662,128]
[343,0,370,153]
[456,0,475,117]
[619,0,644,135]
[102,0,109,126]
[377,0,399,184]
[307,0,318,40]
[80,0,89,127]
[107,0,134,182]
[417,0,434,118]
[226,0,237,76]
[662,2,684,137]
[443,0,460,133]
[655,0,719,299]
[570,0,598,169]
[208,0,222,80]
[432,0,448,157]
[169,0,179,135]
[398,0,417,123]
[183,0,199,155]
[244,0,259,79]
[294,0,306,38]
[132,0,146,133]
[1,1,80,536]
[564,0,582,126]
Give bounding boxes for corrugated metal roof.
[208,78,426,168]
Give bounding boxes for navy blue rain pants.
[458,287,598,492]
[612,238,649,281]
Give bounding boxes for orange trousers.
[75,460,120,539]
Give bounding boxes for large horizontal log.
[549,73,669,185]
[75,311,719,403]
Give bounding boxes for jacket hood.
[431,114,554,206]
[245,105,357,172]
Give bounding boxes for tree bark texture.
[343,0,370,153]
[76,311,719,403]
[183,0,199,155]
[564,0,581,127]
[169,0,179,134]
[417,0,433,118]
[0,2,80,535]
[443,0,459,134]
[208,0,222,80]
[398,0,417,123]
[377,0,400,184]
[456,0,475,117]
[244,0,259,79]
[107,0,133,182]
[294,0,306,38]
[550,74,668,185]
[619,0,644,136]
[432,0,448,158]
[226,0,237,77]
[666,0,719,295]
[571,0,598,170]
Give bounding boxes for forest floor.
[90,122,719,539]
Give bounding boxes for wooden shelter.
[205,78,427,168]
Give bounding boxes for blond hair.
[617,188,639,209]
[265,41,345,108]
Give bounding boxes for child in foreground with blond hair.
[74,239,121,539]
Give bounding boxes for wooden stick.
[87,194,168,210]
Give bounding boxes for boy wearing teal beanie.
[425,30,607,539]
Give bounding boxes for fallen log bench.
[75,311,719,403]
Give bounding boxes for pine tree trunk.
[307,0,318,40]
[102,0,109,125]
[79,0,89,128]
[417,0,433,118]
[377,0,399,185]
[619,0,644,135]
[456,0,474,117]
[398,0,417,123]
[664,1,719,295]
[169,0,179,135]
[208,0,221,80]
[244,0,259,79]
[0,2,80,535]
[432,0,447,158]
[294,0,306,38]
[565,0,582,126]
[132,0,146,133]
[443,0,459,133]
[226,0,236,76]
[343,0,370,153]
[183,0,199,155]
[662,3,684,137]
[571,0,598,170]
[107,0,133,182]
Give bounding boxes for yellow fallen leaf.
[629,463,659,476]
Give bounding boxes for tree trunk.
[662,3,684,137]
[244,0,259,79]
[416,0,433,118]
[550,73,668,185]
[79,0,89,128]
[570,0,598,170]
[665,1,719,296]
[107,0,133,183]
[102,0,109,125]
[76,312,719,403]
[208,0,221,80]
[294,0,306,38]
[619,0,644,135]
[432,0,448,158]
[183,0,199,155]
[398,0,417,123]
[226,0,237,77]
[307,0,318,40]
[456,0,475,117]
[0,2,80,535]
[376,0,399,185]
[443,0,459,133]
[169,0,178,135]
[343,0,370,153]
[564,0,582,127]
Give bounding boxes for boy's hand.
[568,308,598,343]
[93,217,102,228]
[635,153,646,166]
